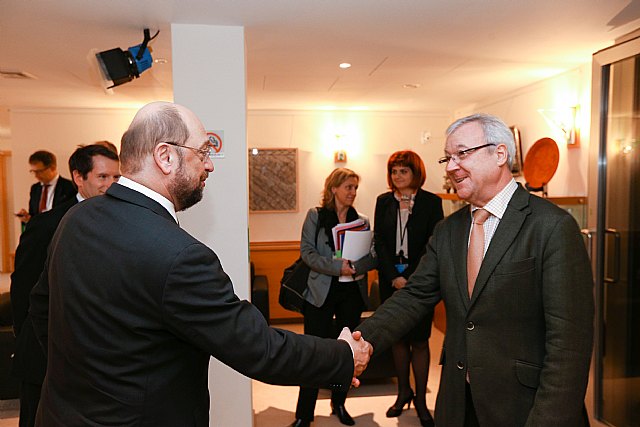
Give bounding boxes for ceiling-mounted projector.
[93,29,159,90]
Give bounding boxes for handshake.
[337,327,374,388]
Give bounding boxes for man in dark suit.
[358,113,594,427]
[16,150,76,224]
[11,144,120,427]
[29,102,371,427]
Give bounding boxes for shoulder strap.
[314,207,321,245]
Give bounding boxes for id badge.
[395,263,408,274]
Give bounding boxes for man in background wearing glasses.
[358,113,593,426]
[16,150,76,224]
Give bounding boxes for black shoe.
[416,406,434,427]
[289,419,310,427]
[330,403,355,426]
[385,390,415,417]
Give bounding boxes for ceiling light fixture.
[339,63,352,69]
[92,28,159,90]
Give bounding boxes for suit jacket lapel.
[106,183,177,224]
[470,185,531,302]
[450,205,473,309]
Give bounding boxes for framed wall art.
[248,148,298,213]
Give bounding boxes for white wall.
[247,111,452,242]
[454,65,592,198]
[9,108,136,245]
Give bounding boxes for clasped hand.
[337,327,373,387]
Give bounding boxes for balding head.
[118,102,213,211]
[120,102,191,175]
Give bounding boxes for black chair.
[250,263,270,323]
[0,292,20,400]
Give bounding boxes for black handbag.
[279,210,321,313]
[278,258,311,313]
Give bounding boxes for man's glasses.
[438,143,495,165]
[163,142,212,162]
[29,166,51,174]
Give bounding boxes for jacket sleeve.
[11,213,56,335]
[374,194,400,284]
[162,242,354,391]
[404,192,444,278]
[300,208,342,276]
[357,220,443,353]
[525,214,594,426]
[29,261,50,356]
[352,214,377,275]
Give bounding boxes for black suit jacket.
[359,185,594,427]
[30,183,353,427]
[28,176,76,218]
[374,189,443,301]
[10,198,78,384]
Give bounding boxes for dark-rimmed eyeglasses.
[162,141,212,162]
[29,166,51,174]
[438,143,495,165]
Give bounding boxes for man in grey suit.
[30,102,371,427]
[358,113,593,427]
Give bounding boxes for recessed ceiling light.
[403,83,421,89]
[339,63,352,69]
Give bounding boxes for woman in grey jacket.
[290,168,377,427]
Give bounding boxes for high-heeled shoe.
[385,391,415,417]
[330,402,355,426]
[289,419,310,427]
[416,405,434,427]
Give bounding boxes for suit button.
[466,321,474,330]
[457,361,464,370]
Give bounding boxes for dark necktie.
[467,208,490,298]
[39,184,50,213]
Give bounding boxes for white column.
[172,24,252,427]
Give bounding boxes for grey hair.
[446,113,515,169]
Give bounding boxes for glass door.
[590,36,640,427]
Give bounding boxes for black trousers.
[19,381,41,427]
[295,280,364,421]
[464,382,480,427]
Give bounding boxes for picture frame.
[510,126,523,176]
[248,148,298,213]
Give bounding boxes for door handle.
[604,228,620,283]
[580,228,595,260]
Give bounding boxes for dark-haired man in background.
[11,144,120,427]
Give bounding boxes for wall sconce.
[334,150,348,163]
[537,106,580,147]
[333,133,348,163]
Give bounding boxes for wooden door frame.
[0,150,11,272]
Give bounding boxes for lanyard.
[396,206,409,258]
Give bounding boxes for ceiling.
[1,0,640,114]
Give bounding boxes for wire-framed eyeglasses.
[438,143,495,165]
[163,141,212,162]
